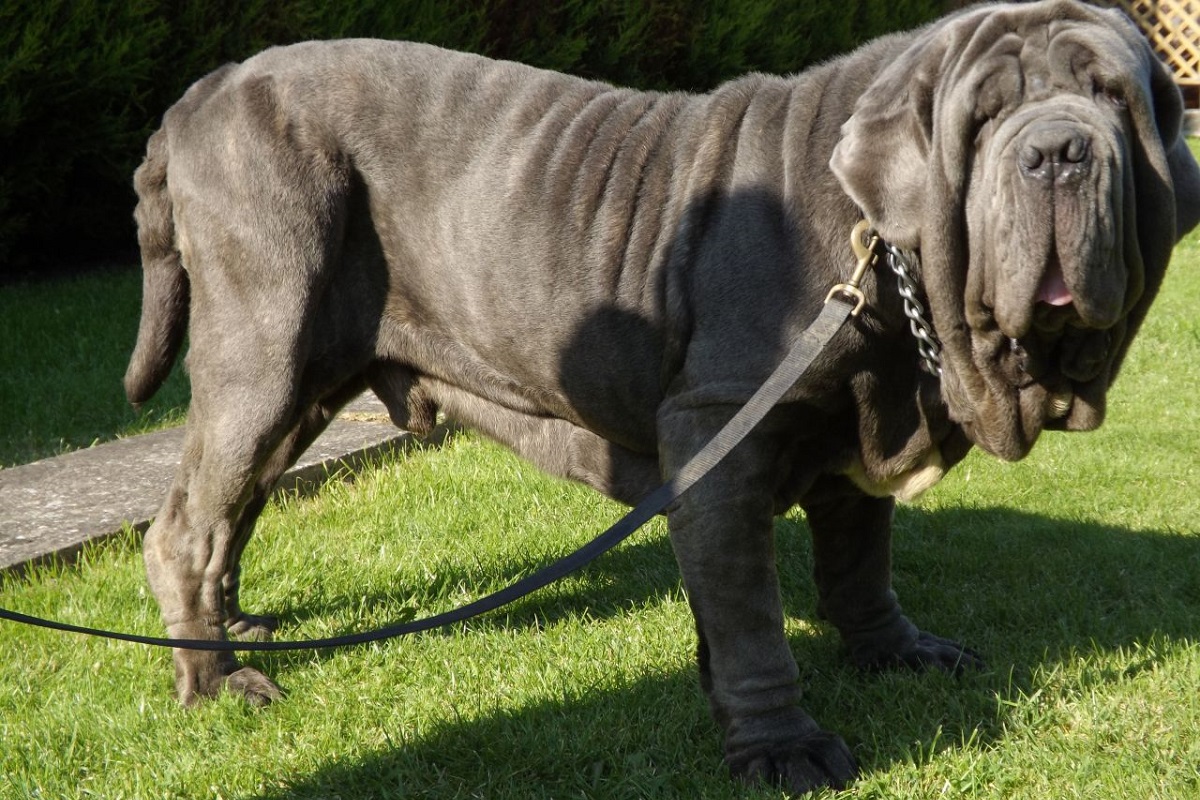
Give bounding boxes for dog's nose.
[1017,123,1092,184]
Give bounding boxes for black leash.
[0,227,882,653]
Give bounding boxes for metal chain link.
[882,243,943,376]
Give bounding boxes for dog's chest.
[842,449,946,502]
[836,367,967,502]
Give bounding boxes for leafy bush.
[0,1,165,274]
[0,0,945,279]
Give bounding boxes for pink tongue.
[1036,265,1073,306]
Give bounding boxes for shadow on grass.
[235,504,1200,798]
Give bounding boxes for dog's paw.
[226,666,284,707]
[730,730,858,795]
[860,630,985,675]
[225,613,281,642]
[173,648,283,708]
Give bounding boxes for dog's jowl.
[127,0,1200,793]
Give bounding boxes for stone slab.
[0,394,443,575]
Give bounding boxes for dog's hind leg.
[221,380,369,641]
[140,72,363,705]
[145,360,365,706]
[144,214,354,702]
[144,390,295,706]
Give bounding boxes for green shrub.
[0,0,946,279]
[0,0,165,273]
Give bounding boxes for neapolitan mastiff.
[126,0,1200,793]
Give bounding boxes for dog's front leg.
[658,404,858,794]
[802,476,983,673]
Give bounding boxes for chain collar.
[833,222,944,377]
[879,241,943,376]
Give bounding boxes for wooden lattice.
[1103,0,1200,88]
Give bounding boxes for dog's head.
[831,0,1200,460]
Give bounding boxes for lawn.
[0,267,189,467]
[1,143,1198,799]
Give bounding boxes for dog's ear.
[828,5,991,252]
[1105,5,1200,248]
[1127,6,1198,240]
[1083,8,1200,402]
[1147,38,1200,237]
[829,32,947,250]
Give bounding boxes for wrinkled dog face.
[832,1,1187,461]
[963,18,1145,452]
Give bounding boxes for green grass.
[0,267,190,467]
[1,144,1199,799]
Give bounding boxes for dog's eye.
[1093,82,1128,109]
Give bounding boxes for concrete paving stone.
[0,393,444,575]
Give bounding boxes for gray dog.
[126,0,1200,793]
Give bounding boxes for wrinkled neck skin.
[733,45,983,503]
[838,335,975,503]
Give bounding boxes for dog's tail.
[124,126,189,409]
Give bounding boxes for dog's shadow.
[240,505,1200,799]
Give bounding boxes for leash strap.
[0,297,859,652]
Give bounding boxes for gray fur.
[127,1,1200,793]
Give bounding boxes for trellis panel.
[1102,0,1200,90]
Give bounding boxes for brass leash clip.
[825,219,881,317]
